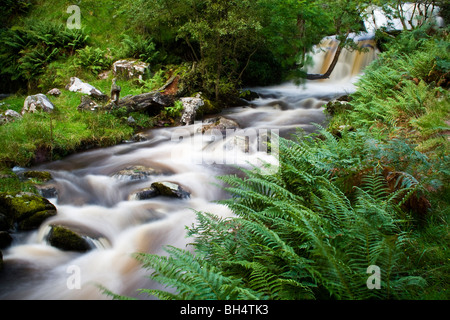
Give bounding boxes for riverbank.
[129,26,449,300]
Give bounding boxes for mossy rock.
[0,192,57,231]
[128,187,159,201]
[47,225,91,252]
[195,97,221,118]
[151,181,190,199]
[21,171,53,182]
[18,210,57,231]
[0,214,9,231]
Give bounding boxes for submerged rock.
[199,117,240,134]
[128,187,159,201]
[151,181,190,199]
[47,225,91,252]
[112,165,162,181]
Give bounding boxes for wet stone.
[112,165,162,181]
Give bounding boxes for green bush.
[74,46,112,76]
[0,21,88,91]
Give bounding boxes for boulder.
[77,95,101,112]
[151,181,190,199]
[324,95,353,116]
[0,231,12,249]
[0,192,57,231]
[21,94,55,115]
[47,88,61,97]
[199,117,240,134]
[113,59,150,81]
[180,95,204,125]
[128,187,159,201]
[46,225,91,252]
[112,165,162,181]
[19,170,53,182]
[65,77,107,101]
[0,109,22,125]
[117,91,173,115]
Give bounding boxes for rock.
[0,231,12,249]
[199,117,240,134]
[34,184,58,199]
[0,214,9,231]
[180,95,205,125]
[47,88,61,97]
[128,187,159,201]
[0,250,3,271]
[113,59,150,81]
[77,95,101,112]
[20,170,53,182]
[151,181,190,199]
[324,96,353,116]
[117,91,173,115]
[112,165,162,181]
[127,116,136,126]
[22,94,55,115]
[131,133,148,142]
[0,109,22,125]
[47,225,91,252]
[65,77,108,101]
[0,192,57,231]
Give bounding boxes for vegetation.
[0,0,448,300]
[128,26,449,300]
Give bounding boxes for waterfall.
[306,33,380,83]
[0,28,380,300]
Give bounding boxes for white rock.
[22,94,55,115]
[65,77,106,99]
[113,59,150,80]
[0,109,22,125]
[180,95,204,125]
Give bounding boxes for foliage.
[128,25,449,301]
[0,21,88,91]
[136,131,431,300]
[74,46,112,76]
[160,100,184,121]
[119,34,160,65]
[0,91,134,168]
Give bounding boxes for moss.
[18,210,56,231]
[22,170,53,182]
[0,192,57,230]
[47,225,91,252]
[196,97,221,119]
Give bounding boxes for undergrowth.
[124,26,449,301]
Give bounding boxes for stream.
[0,35,378,300]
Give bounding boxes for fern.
[133,130,427,300]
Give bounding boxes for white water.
[0,37,379,300]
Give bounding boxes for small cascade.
[307,33,380,83]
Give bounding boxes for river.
[0,36,378,300]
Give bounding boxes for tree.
[305,0,371,80]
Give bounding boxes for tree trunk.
[305,44,344,80]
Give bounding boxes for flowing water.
[0,36,379,300]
